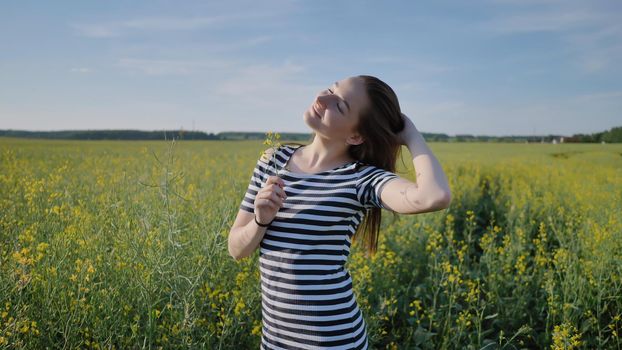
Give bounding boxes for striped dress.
[239,144,399,350]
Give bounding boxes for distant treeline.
[1,126,620,142]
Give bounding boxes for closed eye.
[327,89,344,114]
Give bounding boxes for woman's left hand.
[396,113,419,146]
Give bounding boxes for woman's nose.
[316,94,332,106]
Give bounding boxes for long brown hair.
[349,75,405,257]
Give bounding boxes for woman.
[229,75,451,349]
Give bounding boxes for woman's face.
[303,76,369,144]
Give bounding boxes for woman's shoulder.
[276,143,304,155]
[259,144,299,164]
[259,147,277,164]
[354,161,393,174]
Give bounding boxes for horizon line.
[1,128,612,138]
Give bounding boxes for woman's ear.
[346,133,364,146]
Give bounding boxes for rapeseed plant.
[262,131,282,176]
[1,139,621,349]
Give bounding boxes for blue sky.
[1,0,621,136]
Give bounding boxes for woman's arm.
[374,114,451,214]
[229,173,286,261]
[228,211,268,261]
[399,113,451,206]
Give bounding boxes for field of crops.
[1,137,621,349]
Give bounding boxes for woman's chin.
[303,110,320,127]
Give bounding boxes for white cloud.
[362,56,455,74]
[482,10,602,34]
[198,60,320,132]
[486,0,564,4]
[69,67,92,73]
[564,25,622,73]
[575,90,622,102]
[478,2,622,73]
[72,24,119,38]
[215,60,306,97]
[202,35,273,53]
[71,12,278,38]
[116,58,233,76]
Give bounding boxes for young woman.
[229,75,451,349]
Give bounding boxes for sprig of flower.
[262,131,282,177]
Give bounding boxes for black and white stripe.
[240,145,399,349]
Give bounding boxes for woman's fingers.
[256,190,284,207]
[396,113,417,146]
[266,175,285,188]
[271,184,287,199]
[260,184,286,199]
[264,179,287,199]
[256,176,287,213]
[269,191,281,202]
[256,195,278,210]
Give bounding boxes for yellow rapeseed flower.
[262,131,282,176]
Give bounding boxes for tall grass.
[1,138,620,349]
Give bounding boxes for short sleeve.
[239,155,271,213]
[240,147,281,213]
[356,165,399,210]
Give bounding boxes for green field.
[1,137,621,349]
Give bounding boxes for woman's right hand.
[396,113,419,147]
[254,175,287,226]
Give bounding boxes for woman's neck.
[301,139,355,168]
